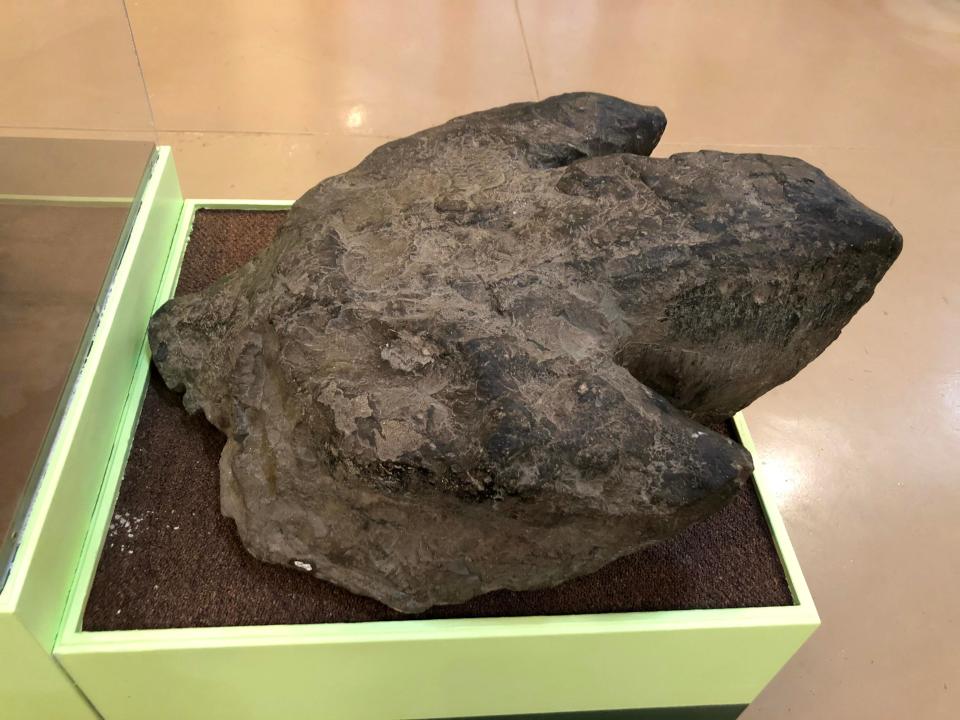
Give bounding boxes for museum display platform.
[4,147,819,719]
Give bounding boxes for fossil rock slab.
[149,93,901,612]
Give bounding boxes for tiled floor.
[2,1,958,717]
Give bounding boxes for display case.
[0,137,159,720]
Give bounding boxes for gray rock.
[149,93,900,612]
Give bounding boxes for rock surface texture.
[149,93,901,612]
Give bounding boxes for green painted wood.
[0,614,97,719]
[733,416,816,610]
[187,198,294,209]
[58,613,810,720]
[54,197,818,720]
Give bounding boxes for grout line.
[156,129,399,140]
[514,0,541,100]
[0,125,399,141]
[0,125,155,135]
[0,194,133,205]
[121,0,157,133]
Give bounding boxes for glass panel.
[0,137,155,579]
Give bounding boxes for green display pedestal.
[6,148,818,719]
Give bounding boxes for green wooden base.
[0,615,95,720]
[27,149,817,720]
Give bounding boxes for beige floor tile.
[519,0,960,149]
[159,131,386,199]
[0,1,152,131]
[130,0,536,137]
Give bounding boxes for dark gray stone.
[149,93,900,612]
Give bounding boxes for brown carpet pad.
[83,209,792,631]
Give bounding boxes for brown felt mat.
[83,209,792,631]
